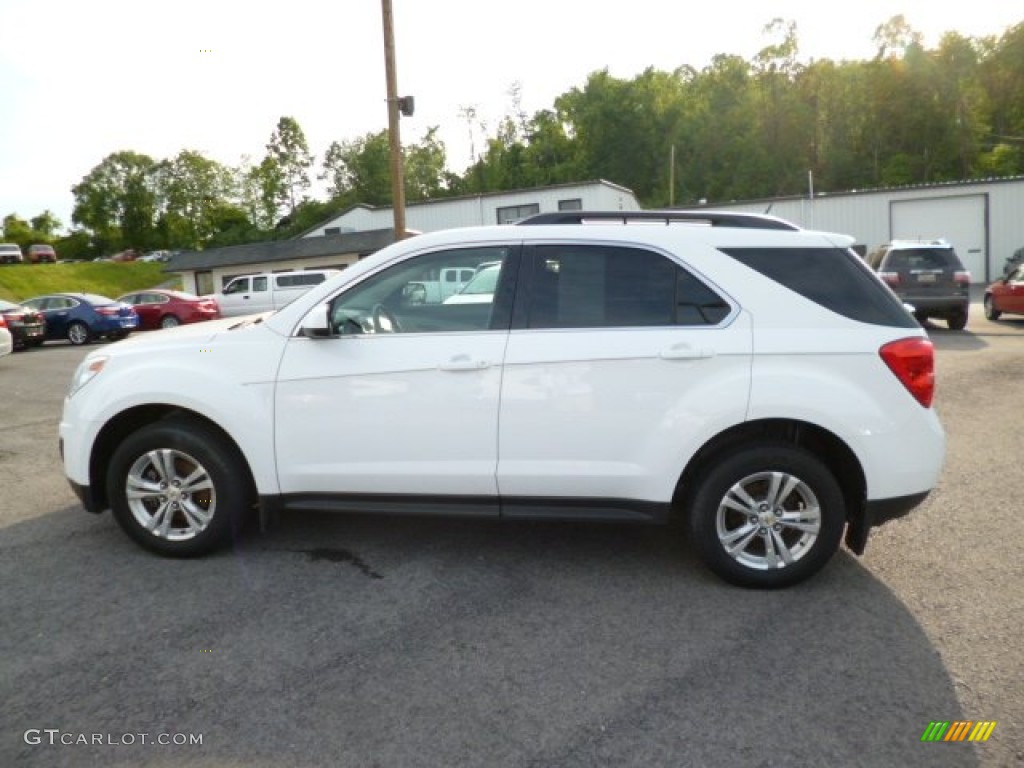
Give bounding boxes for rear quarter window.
[721,246,918,328]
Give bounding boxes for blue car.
[21,293,139,346]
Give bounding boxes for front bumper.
[60,435,103,513]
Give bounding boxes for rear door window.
[520,244,731,329]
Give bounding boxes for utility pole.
[381,0,406,240]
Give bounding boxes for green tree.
[266,116,314,214]
[404,127,451,201]
[71,151,158,252]
[235,156,284,231]
[30,210,62,239]
[54,230,93,261]
[2,213,33,247]
[976,23,1024,175]
[154,150,235,248]
[320,131,392,205]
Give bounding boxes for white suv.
[60,211,945,588]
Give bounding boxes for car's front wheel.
[106,418,253,556]
[67,321,91,346]
[983,295,1001,321]
[687,444,845,588]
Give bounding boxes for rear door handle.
[439,355,491,371]
[660,344,714,360]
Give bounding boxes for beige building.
[166,229,395,296]
[165,180,642,294]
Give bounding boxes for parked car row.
[0,243,58,264]
[0,290,221,351]
[864,238,1024,327]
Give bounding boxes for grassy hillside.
[0,262,181,302]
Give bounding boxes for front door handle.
[439,355,491,372]
[660,343,715,360]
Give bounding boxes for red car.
[116,289,221,330]
[983,264,1024,321]
[27,244,57,263]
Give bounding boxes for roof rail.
[516,210,801,231]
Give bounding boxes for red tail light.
[953,270,971,285]
[0,314,6,328]
[880,338,935,407]
[878,271,900,286]
[97,307,119,317]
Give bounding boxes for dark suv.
[866,240,971,330]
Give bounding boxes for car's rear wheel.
[67,321,91,346]
[687,444,845,588]
[947,310,968,331]
[983,295,1001,321]
[107,418,253,556]
[160,314,180,329]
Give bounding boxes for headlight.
[69,355,109,397]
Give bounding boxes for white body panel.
[274,331,507,496]
[498,317,752,501]
[60,319,285,496]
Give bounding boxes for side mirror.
[300,304,331,338]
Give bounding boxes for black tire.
[160,314,181,329]
[947,310,968,331]
[983,295,1001,321]
[67,321,91,346]
[687,444,845,588]
[106,418,253,556]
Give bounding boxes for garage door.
[891,195,987,282]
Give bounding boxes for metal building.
[690,176,1024,283]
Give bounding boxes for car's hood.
[94,314,280,358]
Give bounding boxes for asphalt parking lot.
[1,303,1022,767]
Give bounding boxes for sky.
[0,0,1021,235]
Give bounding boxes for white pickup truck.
[400,267,477,305]
[214,269,340,317]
